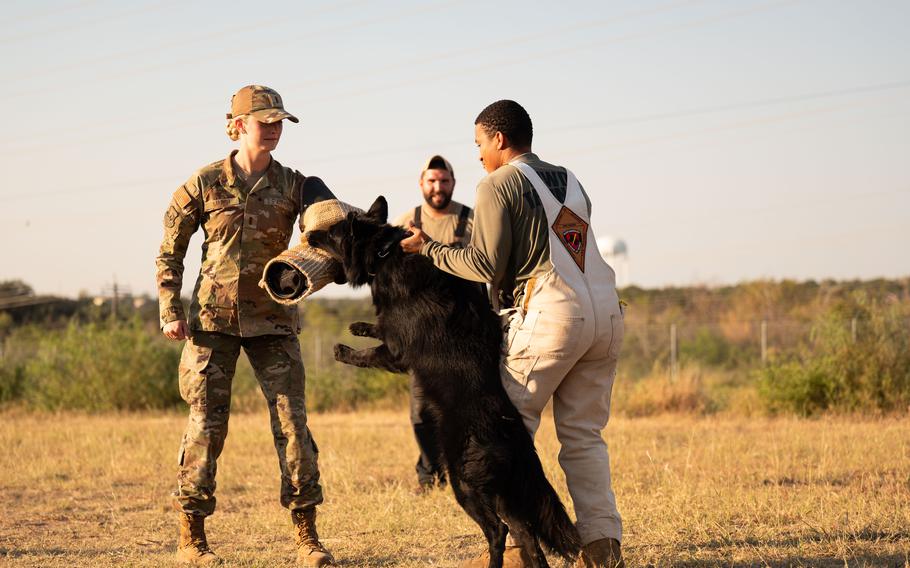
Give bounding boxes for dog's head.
[307,196,409,286]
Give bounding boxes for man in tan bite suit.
[401,100,625,568]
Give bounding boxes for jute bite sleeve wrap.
[260,199,363,304]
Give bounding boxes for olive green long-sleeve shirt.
[156,150,334,336]
[420,153,591,309]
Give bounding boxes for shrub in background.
[759,294,910,415]
[1,326,44,405]
[615,363,719,417]
[22,320,182,411]
[305,367,408,412]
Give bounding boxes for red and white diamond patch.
[551,206,588,272]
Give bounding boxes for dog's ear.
[365,196,388,224]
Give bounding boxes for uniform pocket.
[501,310,539,407]
[501,352,539,408]
[178,341,214,407]
[505,309,538,355]
[527,311,585,360]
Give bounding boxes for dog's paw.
[333,343,354,362]
[349,322,375,337]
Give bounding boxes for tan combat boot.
[573,537,624,568]
[459,545,531,568]
[292,508,336,567]
[175,512,221,565]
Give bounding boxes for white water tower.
[597,236,629,287]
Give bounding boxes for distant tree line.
[1,278,908,415]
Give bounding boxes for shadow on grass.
[659,529,910,568]
[668,553,908,568]
[682,528,906,549]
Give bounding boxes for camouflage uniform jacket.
[156,150,335,336]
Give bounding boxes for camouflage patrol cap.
[229,85,299,124]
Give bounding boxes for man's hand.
[400,221,430,254]
[163,319,190,340]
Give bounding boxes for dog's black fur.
[307,196,581,568]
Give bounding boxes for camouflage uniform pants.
[174,331,322,516]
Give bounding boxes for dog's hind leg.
[450,476,508,568]
[499,514,548,568]
[333,343,406,373]
[348,322,380,338]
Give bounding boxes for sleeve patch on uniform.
[175,185,194,210]
[165,205,180,228]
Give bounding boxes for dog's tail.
[532,474,583,560]
[511,446,582,561]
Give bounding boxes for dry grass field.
[0,409,908,567]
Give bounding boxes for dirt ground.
[1,410,908,567]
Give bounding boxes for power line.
[4,79,906,201]
[278,0,714,93]
[1,0,462,103]
[1,0,802,149]
[550,80,910,134]
[281,0,813,111]
[299,79,910,166]
[0,0,827,159]
[3,176,174,202]
[10,0,374,83]
[5,0,103,26]
[557,95,901,158]
[0,0,188,45]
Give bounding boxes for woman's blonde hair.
[225,114,249,141]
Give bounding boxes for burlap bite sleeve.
[260,199,363,305]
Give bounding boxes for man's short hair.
[474,100,533,149]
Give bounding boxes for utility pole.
[111,278,119,321]
[669,323,678,381]
[100,277,131,322]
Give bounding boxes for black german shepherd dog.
[307,196,581,567]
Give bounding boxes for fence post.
[851,317,857,343]
[669,323,678,381]
[111,281,119,321]
[761,320,768,365]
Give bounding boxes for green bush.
[306,367,408,412]
[0,315,409,413]
[759,295,910,415]
[21,320,183,411]
[1,326,42,405]
[0,365,26,403]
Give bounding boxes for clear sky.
[2,0,908,299]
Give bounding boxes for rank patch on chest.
[551,206,588,272]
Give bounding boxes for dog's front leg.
[333,343,406,374]
[348,321,380,339]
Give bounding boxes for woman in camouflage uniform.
[156,85,336,567]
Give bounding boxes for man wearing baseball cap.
[392,155,474,493]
